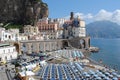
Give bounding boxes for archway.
[79,39,85,49]
[9,35,11,39]
[63,41,69,48]
[14,43,19,53]
[88,38,90,47]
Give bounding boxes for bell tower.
[70,12,74,20]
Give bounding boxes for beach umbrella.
[89,70,95,75]
[96,76,101,79]
[113,77,118,80]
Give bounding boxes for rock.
[0,0,48,25]
[89,46,99,52]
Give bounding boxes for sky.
[43,0,120,24]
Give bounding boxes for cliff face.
[0,0,48,25]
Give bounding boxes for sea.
[90,38,120,71]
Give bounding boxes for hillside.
[86,21,120,38]
[0,0,48,25]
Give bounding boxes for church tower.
[70,12,74,20]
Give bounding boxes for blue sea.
[90,38,120,71]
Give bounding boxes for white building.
[63,15,86,38]
[39,31,57,40]
[0,28,19,42]
[72,19,86,37]
[39,18,49,24]
[24,25,39,35]
[54,18,66,27]
[0,44,18,62]
[19,34,28,41]
[56,27,64,39]
[37,19,64,40]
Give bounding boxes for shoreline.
[81,49,120,73]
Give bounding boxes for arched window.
[5,56,7,60]
[23,43,26,47]
[80,39,85,48]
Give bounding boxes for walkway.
[0,66,8,80]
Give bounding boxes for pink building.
[36,22,58,32]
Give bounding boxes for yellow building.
[24,25,39,35]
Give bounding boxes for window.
[3,50,5,53]
[5,35,7,38]
[31,45,33,48]
[23,43,26,47]
[10,55,12,59]
[5,56,7,60]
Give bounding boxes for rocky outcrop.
[89,47,99,52]
[0,0,48,25]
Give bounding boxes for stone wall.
[68,37,90,49]
[9,37,90,54]
[19,40,63,54]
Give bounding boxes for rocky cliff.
[0,0,48,25]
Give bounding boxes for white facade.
[63,16,86,38]
[0,44,18,62]
[77,20,86,37]
[39,18,48,24]
[40,31,57,40]
[56,29,63,39]
[19,34,28,41]
[72,27,86,37]
[24,25,39,35]
[54,18,66,27]
[0,28,19,42]
[63,29,69,38]
[79,20,85,27]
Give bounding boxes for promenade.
[0,64,16,80]
[0,66,8,80]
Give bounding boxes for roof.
[0,43,10,47]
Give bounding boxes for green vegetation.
[5,24,22,29]
[3,23,24,32]
[36,0,41,2]
[30,0,42,3]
